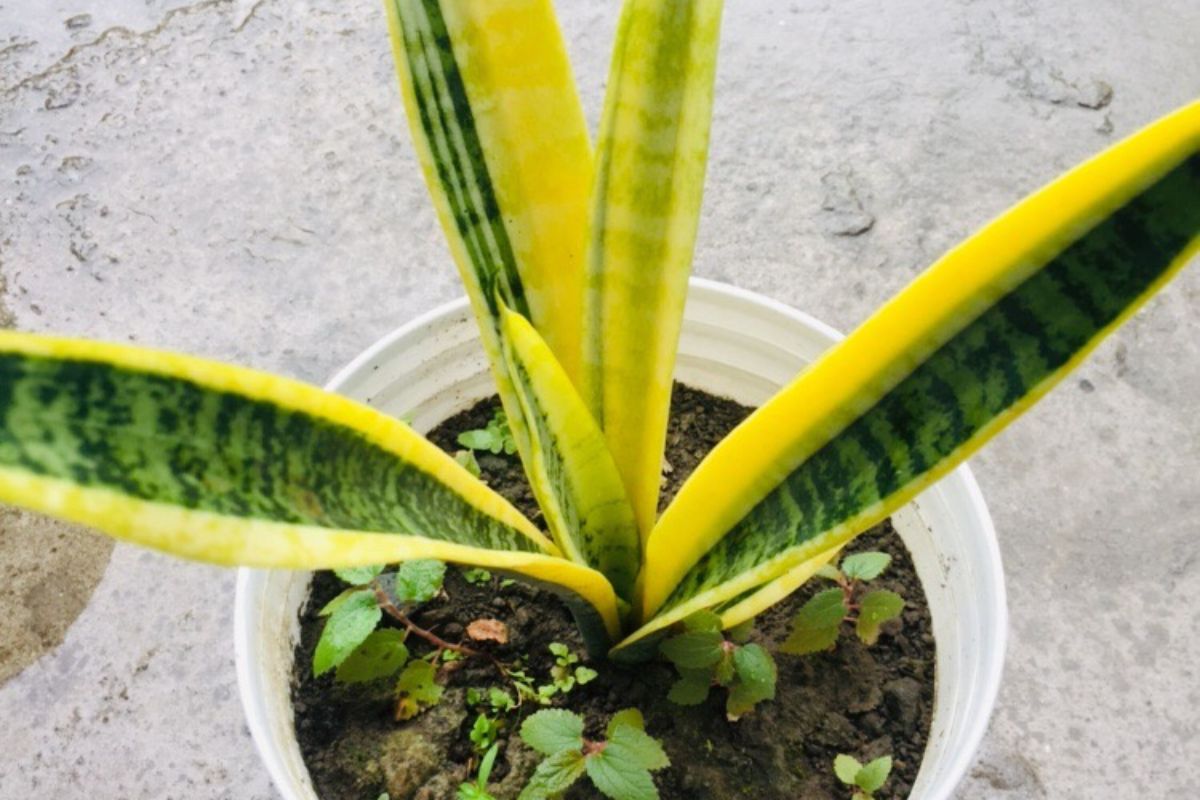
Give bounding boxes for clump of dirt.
[293,384,934,800]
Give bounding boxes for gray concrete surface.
[0,0,1197,797]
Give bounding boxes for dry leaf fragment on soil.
[466,618,509,644]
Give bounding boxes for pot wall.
[235,278,1007,800]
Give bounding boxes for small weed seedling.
[457,408,518,456]
[464,687,516,754]
[469,712,504,755]
[518,708,669,800]
[833,754,893,800]
[454,449,483,478]
[546,642,599,697]
[457,743,500,800]
[314,560,464,719]
[660,610,777,721]
[781,552,905,655]
[462,567,493,585]
[500,643,597,706]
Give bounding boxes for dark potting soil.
[292,385,935,800]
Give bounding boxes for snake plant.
[0,0,1196,659]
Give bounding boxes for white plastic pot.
[235,278,1007,800]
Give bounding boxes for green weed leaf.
[834,754,863,785]
[660,630,724,669]
[387,559,446,605]
[856,590,905,645]
[667,670,711,706]
[458,428,502,453]
[488,687,515,712]
[682,609,723,633]
[606,708,645,736]
[520,709,585,756]
[607,724,670,771]
[477,742,500,786]
[335,628,408,684]
[313,590,380,677]
[585,750,658,800]
[815,564,843,581]
[462,567,492,585]
[470,713,501,752]
[333,564,385,586]
[841,552,891,581]
[726,618,755,643]
[458,409,516,456]
[780,588,847,655]
[856,756,893,794]
[518,749,586,800]
[318,587,361,617]
[457,785,493,800]
[733,644,775,696]
[454,449,483,478]
[395,660,443,720]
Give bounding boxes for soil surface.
[293,385,934,800]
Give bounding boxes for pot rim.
[235,277,1008,799]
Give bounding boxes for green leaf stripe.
[391,0,528,319]
[0,352,538,552]
[662,152,1200,611]
[389,0,528,321]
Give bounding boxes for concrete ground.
[0,0,1197,797]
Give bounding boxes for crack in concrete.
[234,0,272,33]
[1,0,277,98]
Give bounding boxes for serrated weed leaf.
[335,628,408,684]
[682,609,723,633]
[732,644,776,697]
[313,589,380,677]
[318,587,361,617]
[659,630,724,669]
[780,588,847,655]
[333,564,385,586]
[607,724,670,771]
[389,559,446,604]
[841,552,892,581]
[834,754,864,785]
[726,618,755,643]
[520,709,585,756]
[781,623,841,655]
[667,670,711,706]
[801,588,851,627]
[395,660,443,720]
[606,708,645,737]
[856,756,893,794]
[585,749,659,800]
[856,590,905,645]
[713,650,736,686]
[576,665,599,685]
[518,749,587,800]
[725,644,776,719]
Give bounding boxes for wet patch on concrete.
[0,505,114,685]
